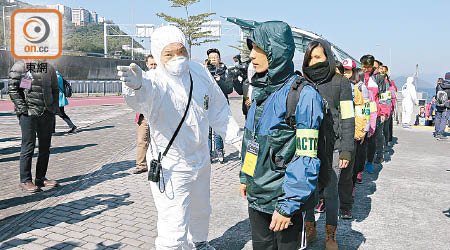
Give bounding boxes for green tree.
[229,40,250,61]
[157,0,218,54]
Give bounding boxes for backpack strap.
[285,77,314,129]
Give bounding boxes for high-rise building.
[47,4,72,21]
[72,8,90,26]
[89,11,98,24]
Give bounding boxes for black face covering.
[303,61,330,83]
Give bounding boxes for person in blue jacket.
[239,21,324,250]
[53,71,77,133]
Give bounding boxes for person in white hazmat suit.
[401,76,419,127]
[117,26,242,250]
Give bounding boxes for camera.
[148,159,162,182]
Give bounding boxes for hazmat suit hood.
[246,21,295,103]
[406,76,414,85]
[151,26,190,76]
[402,76,417,99]
[302,39,336,85]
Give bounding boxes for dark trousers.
[305,151,341,226]
[435,110,449,135]
[248,207,305,250]
[389,113,394,142]
[339,138,367,210]
[367,117,383,162]
[383,116,392,146]
[19,111,55,183]
[352,137,367,184]
[52,106,75,132]
[339,141,357,210]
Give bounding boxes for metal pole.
[210,0,212,13]
[103,22,107,57]
[131,0,134,60]
[389,46,392,75]
[3,5,16,48]
[415,64,419,89]
[3,6,6,47]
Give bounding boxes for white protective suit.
[401,76,418,125]
[120,26,242,249]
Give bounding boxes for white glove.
[238,76,243,82]
[117,63,143,90]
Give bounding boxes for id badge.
[20,72,32,90]
[241,140,259,177]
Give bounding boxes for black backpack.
[285,76,317,128]
[285,76,330,187]
[62,78,73,98]
[436,83,449,108]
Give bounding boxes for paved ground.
[0,98,449,250]
[0,96,126,112]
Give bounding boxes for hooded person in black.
[301,39,355,250]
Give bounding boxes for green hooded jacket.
[241,21,324,216]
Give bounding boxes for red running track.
[0,96,125,112]
[0,91,241,112]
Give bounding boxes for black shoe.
[436,134,448,140]
[340,209,353,219]
[374,156,384,164]
[68,126,78,133]
[35,178,59,188]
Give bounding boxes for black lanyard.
[159,73,194,161]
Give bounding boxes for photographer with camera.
[206,48,234,163]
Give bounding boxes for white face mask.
[164,56,189,76]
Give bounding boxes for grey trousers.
[305,150,341,226]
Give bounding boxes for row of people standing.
[238,23,398,249]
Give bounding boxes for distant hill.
[0,0,144,59]
[392,76,435,89]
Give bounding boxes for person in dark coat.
[9,60,60,192]
[302,39,355,249]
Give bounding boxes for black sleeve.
[414,115,419,125]
[217,70,233,95]
[8,61,28,115]
[376,74,387,93]
[339,76,355,160]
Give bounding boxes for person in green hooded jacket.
[239,21,324,250]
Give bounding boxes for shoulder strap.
[159,73,194,161]
[286,76,313,129]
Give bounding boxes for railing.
[0,80,122,98]
[69,80,122,96]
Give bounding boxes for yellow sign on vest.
[296,129,319,157]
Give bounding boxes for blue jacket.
[240,21,324,217]
[241,74,324,216]
[56,72,68,107]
